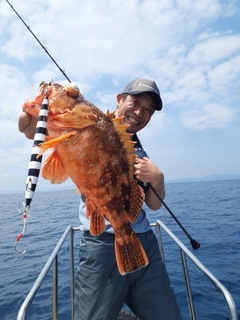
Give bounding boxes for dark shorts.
[74,230,182,320]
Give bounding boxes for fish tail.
[115,231,148,275]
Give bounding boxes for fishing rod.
[5,0,71,83]
[148,183,200,250]
[7,0,200,251]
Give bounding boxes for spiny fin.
[37,130,77,158]
[86,198,106,236]
[115,229,148,275]
[112,116,129,133]
[111,117,136,178]
[42,150,68,184]
[106,109,116,119]
[128,179,145,223]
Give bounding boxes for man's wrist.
[150,173,164,190]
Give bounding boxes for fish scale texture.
[22,82,148,275]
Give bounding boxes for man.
[18,78,182,320]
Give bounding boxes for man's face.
[116,93,155,133]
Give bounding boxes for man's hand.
[18,112,37,139]
[134,156,165,210]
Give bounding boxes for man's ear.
[116,93,123,108]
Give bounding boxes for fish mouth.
[22,100,41,114]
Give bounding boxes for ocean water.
[0,179,239,320]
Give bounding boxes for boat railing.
[17,225,77,320]
[153,220,238,320]
[16,221,238,320]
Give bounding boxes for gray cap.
[121,77,162,110]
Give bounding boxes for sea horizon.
[1,174,240,195]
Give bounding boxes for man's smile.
[127,115,140,125]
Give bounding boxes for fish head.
[22,81,82,118]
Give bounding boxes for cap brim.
[122,90,162,110]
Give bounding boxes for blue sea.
[0,179,239,320]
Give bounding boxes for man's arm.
[134,156,165,210]
[18,112,37,139]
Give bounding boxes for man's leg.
[125,230,182,320]
[74,232,130,320]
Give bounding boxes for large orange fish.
[22,81,148,275]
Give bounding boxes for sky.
[0,0,240,194]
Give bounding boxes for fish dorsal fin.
[111,116,136,178]
[106,110,116,119]
[128,179,145,223]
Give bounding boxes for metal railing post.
[52,256,58,320]
[153,222,165,263]
[180,249,196,320]
[156,220,238,320]
[17,225,73,320]
[70,228,75,320]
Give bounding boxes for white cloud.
[187,33,240,65]
[0,0,239,191]
[208,55,240,96]
[0,120,19,143]
[181,103,237,130]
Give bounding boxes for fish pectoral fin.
[127,180,145,223]
[42,150,68,184]
[44,135,58,142]
[115,228,148,275]
[86,199,106,236]
[37,130,77,158]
